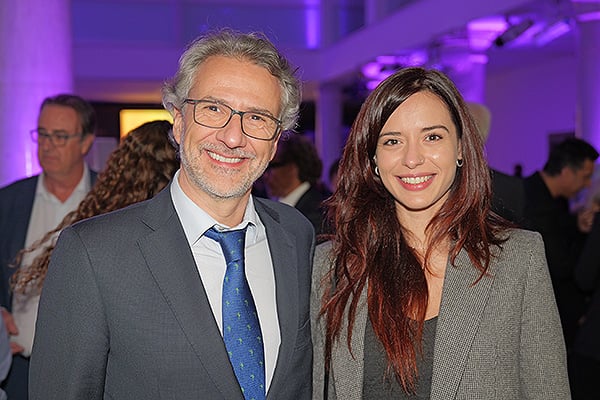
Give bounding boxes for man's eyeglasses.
[30,129,83,147]
[184,99,282,141]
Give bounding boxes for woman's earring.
[373,155,380,176]
[456,158,464,168]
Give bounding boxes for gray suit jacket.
[30,187,314,399]
[312,229,570,399]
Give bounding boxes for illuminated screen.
[119,109,173,139]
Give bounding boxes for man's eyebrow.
[202,96,276,117]
[37,128,70,134]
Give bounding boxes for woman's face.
[375,91,461,223]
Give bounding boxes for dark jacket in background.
[523,171,586,348]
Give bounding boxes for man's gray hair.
[162,29,301,133]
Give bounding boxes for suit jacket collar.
[137,189,301,399]
[333,249,495,400]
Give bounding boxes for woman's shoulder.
[487,228,546,274]
[316,240,333,254]
[499,228,544,250]
[315,240,334,264]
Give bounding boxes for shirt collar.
[170,169,259,247]
[279,181,310,207]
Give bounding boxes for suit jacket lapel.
[10,177,38,265]
[253,200,298,399]
[4,177,38,307]
[137,188,242,399]
[430,250,495,400]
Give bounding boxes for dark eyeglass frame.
[30,129,84,147]
[184,99,282,141]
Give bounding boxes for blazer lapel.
[137,189,242,399]
[430,250,495,400]
[253,200,298,398]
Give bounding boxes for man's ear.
[80,134,95,156]
[268,139,279,162]
[172,109,184,145]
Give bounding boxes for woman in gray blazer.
[311,68,570,399]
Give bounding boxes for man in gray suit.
[29,30,314,400]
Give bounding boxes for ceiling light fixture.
[493,19,534,47]
[534,19,572,46]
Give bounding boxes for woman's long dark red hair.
[321,67,509,392]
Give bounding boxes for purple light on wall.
[304,0,320,49]
[576,12,600,153]
[0,0,73,187]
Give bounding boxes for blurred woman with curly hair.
[8,120,177,357]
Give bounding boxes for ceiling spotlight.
[494,19,534,47]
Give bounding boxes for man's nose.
[215,114,247,148]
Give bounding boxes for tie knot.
[204,226,247,264]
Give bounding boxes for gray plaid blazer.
[311,229,570,400]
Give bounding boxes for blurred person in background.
[467,102,525,224]
[573,203,600,400]
[523,137,598,351]
[264,134,331,235]
[0,94,96,399]
[11,120,178,295]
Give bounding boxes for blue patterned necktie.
[204,226,266,400]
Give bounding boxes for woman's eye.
[425,133,442,141]
[383,138,399,145]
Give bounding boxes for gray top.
[363,317,437,399]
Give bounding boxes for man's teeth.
[401,175,431,184]
[209,151,242,164]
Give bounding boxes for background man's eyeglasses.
[30,129,84,147]
[184,99,281,141]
